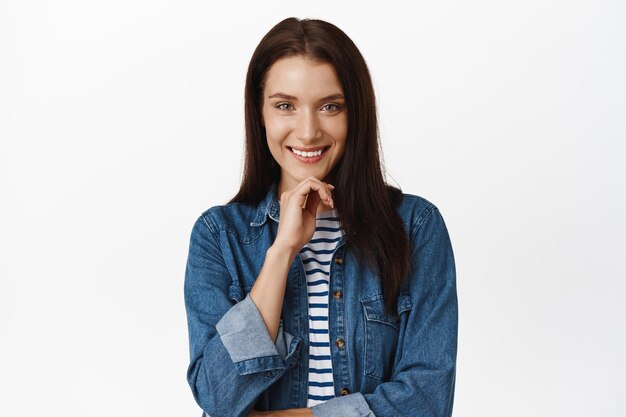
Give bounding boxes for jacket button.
[340,388,350,395]
[335,338,345,348]
[333,290,343,299]
[334,256,344,265]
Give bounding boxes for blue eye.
[322,103,341,112]
[276,103,294,111]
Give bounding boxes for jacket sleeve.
[184,212,302,417]
[311,206,458,417]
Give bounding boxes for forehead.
[263,56,343,98]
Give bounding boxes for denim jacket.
[184,182,458,417]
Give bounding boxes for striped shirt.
[299,209,343,407]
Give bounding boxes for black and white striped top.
[298,209,343,407]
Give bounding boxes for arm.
[250,244,295,343]
[185,178,335,417]
[311,206,458,417]
[185,213,302,417]
[251,178,335,342]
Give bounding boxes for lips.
[288,146,328,152]
[287,145,330,163]
[287,145,330,152]
[287,146,330,156]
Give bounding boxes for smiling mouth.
[287,146,330,158]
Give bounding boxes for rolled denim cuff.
[215,293,301,376]
[311,392,376,417]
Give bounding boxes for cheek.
[332,114,348,140]
[334,143,347,160]
[322,115,347,138]
[335,132,348,159]
[264,116,290,143]
[333,119,348,150]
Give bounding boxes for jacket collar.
[250,182,281,227]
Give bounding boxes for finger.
[304,190,321,216]
[291,177,332,208]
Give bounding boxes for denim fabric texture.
[184,182,458,417]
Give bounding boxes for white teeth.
[291,148,324,157]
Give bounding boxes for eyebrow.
[267,92,345,101]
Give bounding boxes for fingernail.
[328,184,335,189]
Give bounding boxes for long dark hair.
[229,17,410,314]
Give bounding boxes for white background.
[1,1,625,416]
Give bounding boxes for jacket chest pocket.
[361,293,413,380]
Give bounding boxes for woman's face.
[261,55,348,196]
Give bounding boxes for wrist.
[269,241,299,260]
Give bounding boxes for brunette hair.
[229,17,410,314]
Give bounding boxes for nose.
[295,109,322,142]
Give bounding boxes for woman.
[184,17,458,417]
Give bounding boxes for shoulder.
[395,191,440,232]
[200,202,256,228]
[192,200,264,244]
[395,192,454,264]
[394,190,453,253]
